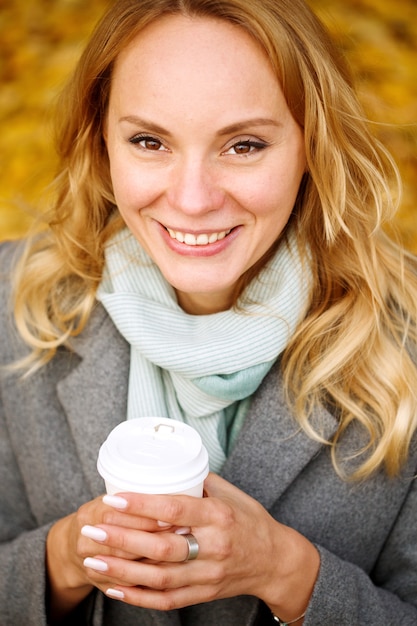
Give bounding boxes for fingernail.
[157,520,172,528]
[106,588,125,600]
[83,557,108,572]
[81,525,108,542]
[102,494,128,510]
[175,526,191,535]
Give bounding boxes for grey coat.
[0,241,416,626]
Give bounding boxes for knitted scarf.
[96,229,310,472]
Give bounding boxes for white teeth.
[167,228,231,245]
[184,233,197,245]
[196,233,209,245]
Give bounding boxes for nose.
[166,157,225,216]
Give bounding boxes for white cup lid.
[97,417,209,494]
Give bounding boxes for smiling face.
[105,14,306,314]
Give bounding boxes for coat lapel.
[56,303,131,498]
[222,361,339,511]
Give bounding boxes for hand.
[46,494,164,620]
[81,473,319,619]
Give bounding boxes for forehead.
[111,15,278,90]
[109,14,284,122]
[114,13,270,69]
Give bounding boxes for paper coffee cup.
[97,417,209,497]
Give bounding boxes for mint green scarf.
[97,229,310,473]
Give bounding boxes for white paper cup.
[97,417,209,497]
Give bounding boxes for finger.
[112,492,214,528]
[95,525,200,563]
[101,508,168,532]
[85,553,219,593]
[104,580,218,611]
[84,557,182,589]
[102,494,173,531]
[203,472,248,499]
[78,525,139,561]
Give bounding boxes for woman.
[1,0,416,624]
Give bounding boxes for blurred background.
[0,0,416,250]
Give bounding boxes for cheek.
[239,175,296,219]
[245,173,303,242]
[110,162,155,211]
[264,160,305,209]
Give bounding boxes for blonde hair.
[12,0,417,479]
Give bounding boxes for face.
[105,15,306,314]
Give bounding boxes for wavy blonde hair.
[12,0,417,479]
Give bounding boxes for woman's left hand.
[83,473,319,616]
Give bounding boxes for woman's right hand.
[46,494,165,621]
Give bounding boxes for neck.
[175,288,235,315]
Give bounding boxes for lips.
[166,228,232,246]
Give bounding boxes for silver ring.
[183,533,199,561]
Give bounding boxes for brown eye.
[227,140,268,155]
[130,135,164,150]
[143,138,162,150]
[233,142,252,154]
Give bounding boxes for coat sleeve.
[0,241,47,623]
[0,346,104,626]
[0,242,102,626]
[0,384,50,624]
[306,470,417,625]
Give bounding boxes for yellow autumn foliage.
[0,0,416,250]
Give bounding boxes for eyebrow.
[217,118,282,136]
[120,116,173,136]
[119,115,281,136]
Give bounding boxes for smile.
[166,228,232,246]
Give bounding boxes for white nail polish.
[175,526,191,535]
[81,525,108,542]
[102,494,128,509]
[83,557,108,572]
[157,520,172,528]
[106,588,125,600]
